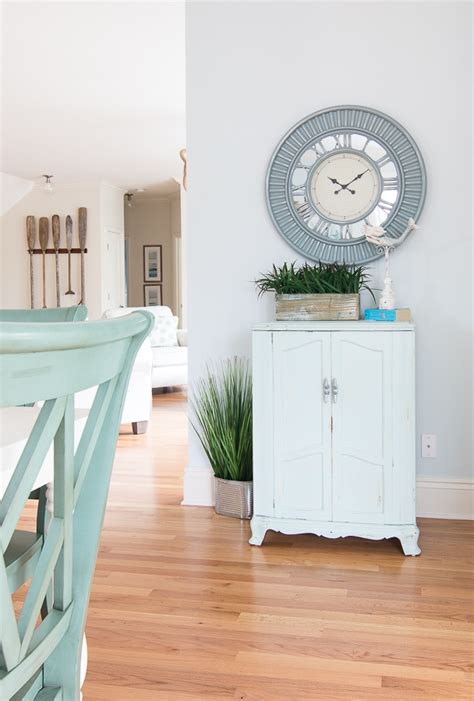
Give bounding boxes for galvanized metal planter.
[214,478,253,519]
[276,293,360,321]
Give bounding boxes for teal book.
[364,308,411,322]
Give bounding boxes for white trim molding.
[182,465,214,506]
[416,477,474,520]
[182,472,474,520]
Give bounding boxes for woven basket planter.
[214,478,253,519]
[275,293,360,321]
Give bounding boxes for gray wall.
[186,1,473,480]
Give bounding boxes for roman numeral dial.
[268,106,426,260]
[290,131,401,239]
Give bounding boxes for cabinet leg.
[249,517,267,546]
[400,529,421,556]
[132,421,148,435]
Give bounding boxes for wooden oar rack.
[29,248,88,254]
[26,209,88,308]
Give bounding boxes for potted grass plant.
[256,261,375,321]
[191,357,253,519]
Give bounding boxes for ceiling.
[1,1,185,194]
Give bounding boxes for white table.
[1,406,89,496]
[0,405,89,696]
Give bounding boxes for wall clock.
[266,105,426,264]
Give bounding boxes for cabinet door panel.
[273,332,332,520]
[337,456,384,517]
[332,332,392,524]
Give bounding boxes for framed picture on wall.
[143,245,162,282]
[144,284,162,307]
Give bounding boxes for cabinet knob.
[331,378,339,403]
[323,378,331,403]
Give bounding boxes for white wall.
[170,191,185,323]
[0,172,33,215]
[0,181,124,319]
[124,197,174,311]
[185,1,473,508]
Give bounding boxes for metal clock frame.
[266,105,427,264]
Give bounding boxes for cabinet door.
[273,332,332,520]
[331,332,393,524]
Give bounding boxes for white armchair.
[75,317,152,435]
[121,337,153,434]
[151,328,188,390]
[103,306,188,431]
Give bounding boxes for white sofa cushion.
[150,315,179,347]
[152,345,188,368]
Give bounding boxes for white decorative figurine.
[379,276,395,310]
[364,218,418,310]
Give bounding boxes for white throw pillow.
[150,315,179,347]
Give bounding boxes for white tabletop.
[0,406,89,498]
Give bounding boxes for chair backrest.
[0,305,88,323]
[0,312,153,699]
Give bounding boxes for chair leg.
[132,421,148,435]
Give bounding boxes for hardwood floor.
[82,391,473,700]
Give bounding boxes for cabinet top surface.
[253,321,415,332]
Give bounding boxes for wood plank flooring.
[81,392,473,700]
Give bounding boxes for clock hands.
[336,185,356,195]
[328,169,370,195]
[342,169,370,188]
[327,176,353,195]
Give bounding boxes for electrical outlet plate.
[422,434,437,458]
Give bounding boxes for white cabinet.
[250,322,420,556]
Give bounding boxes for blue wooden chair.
[0,307,88,560]
[0,306,88,323]
[0,311,153,700]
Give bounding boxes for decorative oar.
[78,207,87,304]
[26,216,36,308]
[39,217,49,308]
[52,214,61,307]
[65,215,75,296]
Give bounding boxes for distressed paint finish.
[276,293,359,321]
[78,207,87,305]
[249,516,421,556]
[26,216,36,309]
[251,323,420,556]
[38,218,49,309]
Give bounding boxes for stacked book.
[364,308,411,322]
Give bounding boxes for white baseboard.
[182,470,474,520]
[181,465,214,506]
[416,477,473,520]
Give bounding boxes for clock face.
[309,151,381,224]
[267,106,426,263]
[290,131,402,242]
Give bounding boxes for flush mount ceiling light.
[125,193,134,208]
[42,174,54,193]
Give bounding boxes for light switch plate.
[422,434,437,458]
